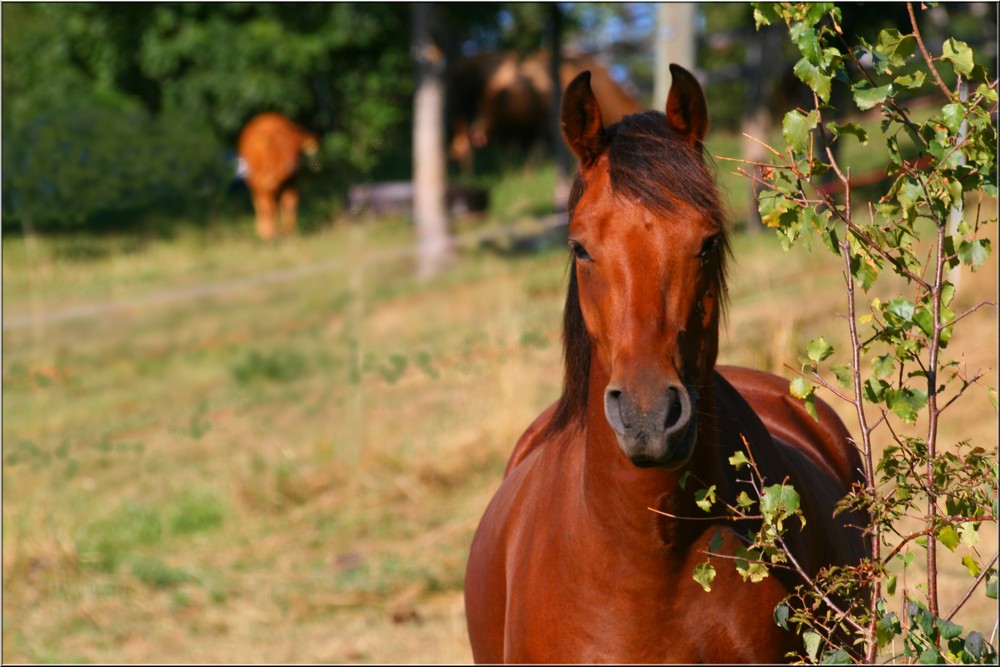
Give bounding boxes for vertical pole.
[412,3,451,279]
[654,3,697,110]
[549,4,571,211]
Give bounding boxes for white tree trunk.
[412,3,451,279]
[654,3,697,109]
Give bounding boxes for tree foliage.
[2,3,424,231]
[690,2,998,663]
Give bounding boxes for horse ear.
[561,71,607,168]
[665,64,708,149]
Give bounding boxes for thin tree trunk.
[654,3,697,109]
[548,4,570,210]
[740,24,783,233]
[412,3,451,279]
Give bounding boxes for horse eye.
[699,234,720,260]
[569,240,591,262]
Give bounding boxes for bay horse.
[464,65,868,663]
[237,112,319,241]
[447,50,640,172]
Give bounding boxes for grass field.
[3,156,997,663]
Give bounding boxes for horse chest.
[493,478,798,663]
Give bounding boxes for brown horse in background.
[464,65,868,663]
[447,50,640,171]
[237,112,319,241]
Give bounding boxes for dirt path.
[3,216,568,332]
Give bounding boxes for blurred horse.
[464,65,868,663]
[237,112,319,241]
[447,50,640,171]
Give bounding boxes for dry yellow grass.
[2,194,996,663]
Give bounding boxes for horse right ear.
[561,71,607,168]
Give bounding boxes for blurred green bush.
[2,107,231,232]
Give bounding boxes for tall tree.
[412,3,451,278]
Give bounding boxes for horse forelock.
[547,111,730,436]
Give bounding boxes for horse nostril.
[664,387,686,430]
[604,388,626,435]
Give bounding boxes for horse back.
[238,113,314,191]
[715,365,868,568]
[717,365,861,488]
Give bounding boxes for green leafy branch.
[717,2,999,662]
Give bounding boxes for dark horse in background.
[237,112,319,241]
[447,49,640,172]
[464,65,868,663]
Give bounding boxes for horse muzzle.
[604,383,698,469]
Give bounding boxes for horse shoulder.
[716,365,860,487]
[715,366,868,569]
[503,400,559,477]
[466,421,573,663]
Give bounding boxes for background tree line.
[2,3,995,234]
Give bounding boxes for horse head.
[560,65,729,469]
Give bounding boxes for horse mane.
[546,110,731,436]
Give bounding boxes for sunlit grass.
[2,147,996,662]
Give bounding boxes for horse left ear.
[665,64,708,149]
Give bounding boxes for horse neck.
[580,360,722,543]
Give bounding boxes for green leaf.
[678,469,691,490]
[962,555,982,576]
[736,491,754,509]
[886,297,915,324]
[985,570,997,599]
[693,561,716,592]
[937,617,963,640]
[886,574,898,596]
[894,70,926,89]
[752,4,782,29]
[877,610,900,647]
[872,355,895,380]
[913,307,935,338]
[728,451,750,470]
[821,649,851,664]
[941,103,965,134]
[789,376,812,399]
[803,631,823,662]
[774,602,790,630]
[959,522,980,548]
[957,238,991,269]
[695,485,717,512]
[875,28,916,66]
[937,525,961,551]
[783,109,818,153]
[942,38,974,76]
[794,58,832,103]
[826,121,868,144]
[964,631,985,660]
[740,559,769,582]
[709,530,723,553]
[761,483,801,522]
[917,646,943,664]
[864,378,888,403]
[941,282,956,308]
[887,387,928,423]
[790,23,822,64]
[853,82,893,110]
[806,336,834,363]
[758,189,793,229]
[831,364,853,389]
